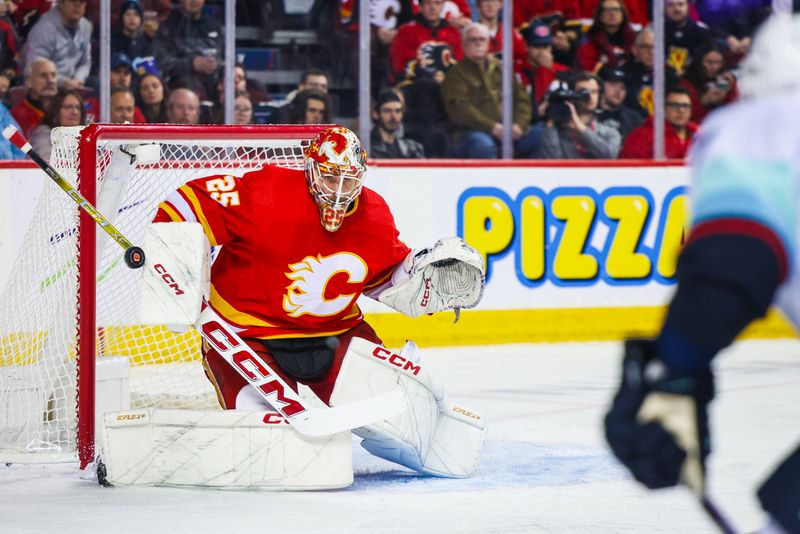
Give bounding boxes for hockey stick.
[3,125,145,268]
[198,305,405,437]
[638,391,739,533]
[700,495,738,534]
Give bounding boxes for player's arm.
[153,172,246,246]
[605,148,793,493]
[365,237,485,321]
[605,225,785,493]
[144,172,251,328]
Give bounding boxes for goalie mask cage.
[0,124,325,468]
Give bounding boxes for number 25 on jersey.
[206,176,240,207]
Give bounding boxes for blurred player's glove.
[604,339,715,493]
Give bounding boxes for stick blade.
[290,389,406,437]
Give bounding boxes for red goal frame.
[74,124,326,468]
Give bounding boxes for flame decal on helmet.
[306,129,351,165]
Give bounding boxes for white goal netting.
[0,125,317,462]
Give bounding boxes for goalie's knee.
[330,337,487,477]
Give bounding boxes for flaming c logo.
[282,252,367,318]
[307,129,350,165]
[639,86,655,116]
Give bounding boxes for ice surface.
[2,339,799,533]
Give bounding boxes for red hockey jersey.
[154,164,411,339]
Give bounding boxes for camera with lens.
[546,86,592,124]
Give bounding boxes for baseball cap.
[599,66,626,82]
[521,22,553,47]
[119,0,143,19]
[132,56,160,78]
[111,52,132,71]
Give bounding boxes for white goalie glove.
[377,237,485,321]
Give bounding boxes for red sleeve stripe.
[687,218,789,282]
[363,268,394,290]
[156,201,184,222]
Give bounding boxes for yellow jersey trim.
[209,284,276,328]
[180,185,219,246]
[157,201,184,223]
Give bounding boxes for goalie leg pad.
[99,409,353,490]
[360,400,487,478]
[329,337,487,478]
[300,321,384,405]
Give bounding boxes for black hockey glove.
[604,339,715,493]
[758,443,800,534]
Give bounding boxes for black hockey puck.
[124,246,146,269]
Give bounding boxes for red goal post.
[0,124,326,468]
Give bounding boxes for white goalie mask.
[739,13,800,99]
[304,127,368,232]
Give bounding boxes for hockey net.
[0,124,325,465]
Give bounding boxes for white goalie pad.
[99,409,353,490]
[329,337,487,478]
[138,222,210,329]
[378,237,485,320]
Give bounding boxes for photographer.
[537,72,621,159]
[397,42,456,157]
[678,42,739,123]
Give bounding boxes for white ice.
[2,339,799,534]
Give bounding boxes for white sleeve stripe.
[165,190,197,223]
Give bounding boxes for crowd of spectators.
[0,0,778,160]
[0,0,277,158]
[337,0,774,159]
